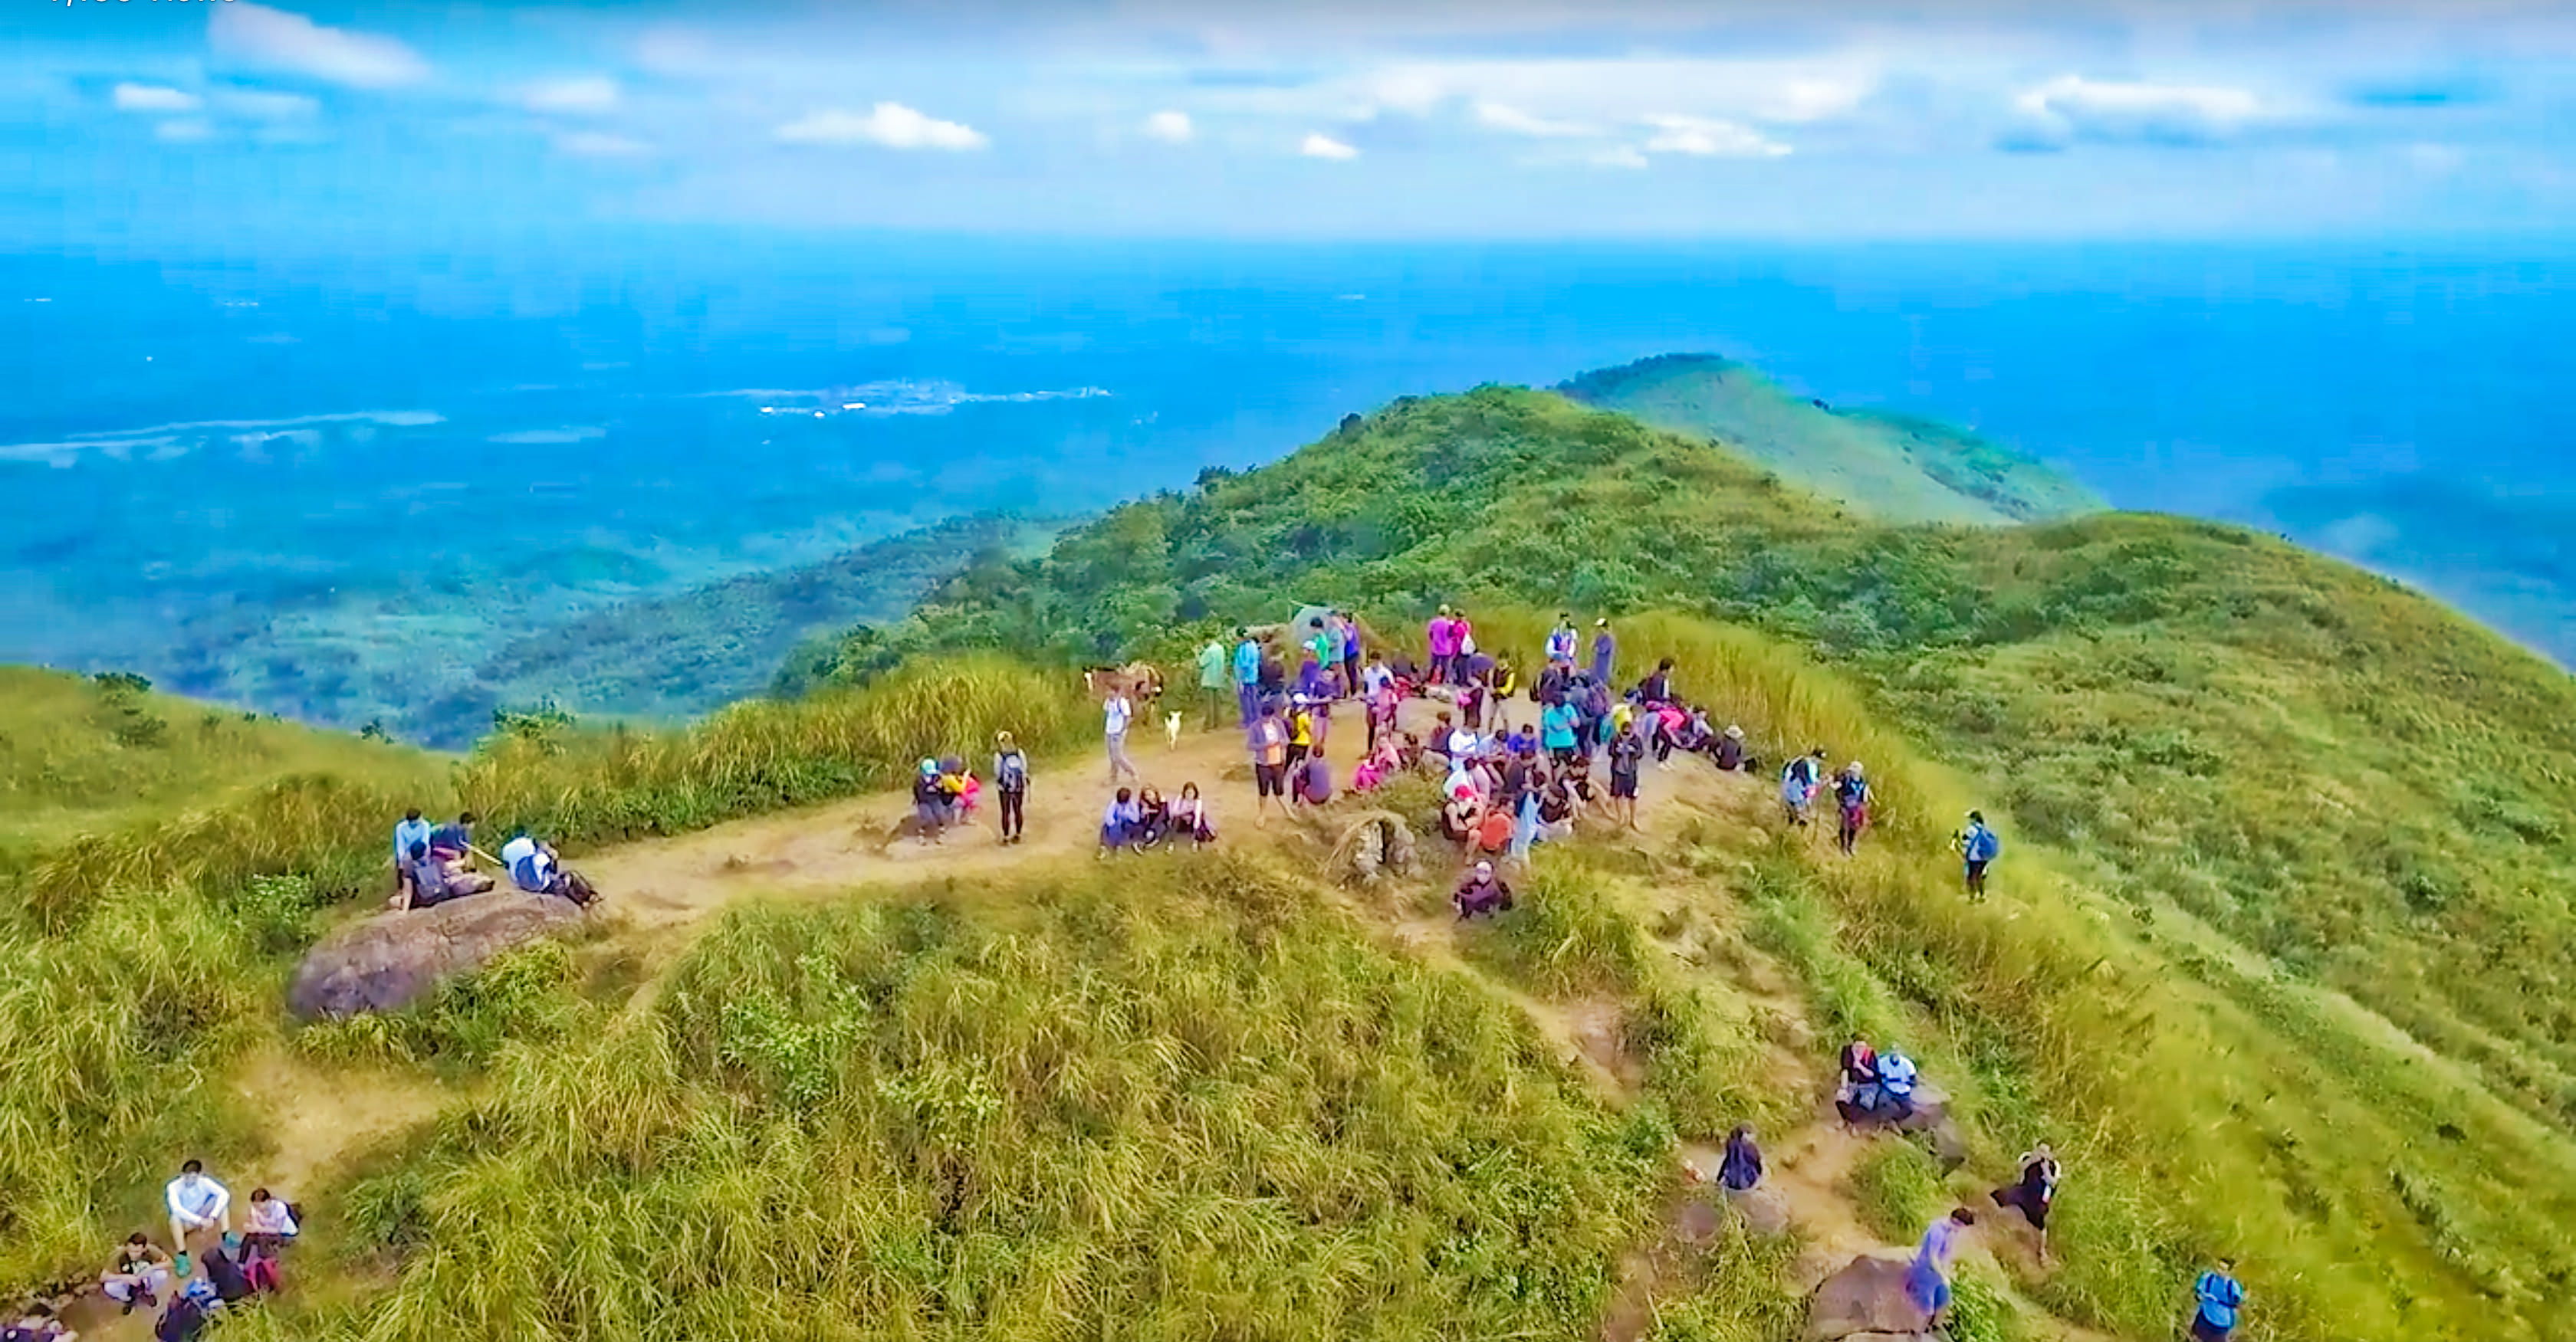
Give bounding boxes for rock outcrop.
[288,892,588,1020]
[1806,1251,1939,1342]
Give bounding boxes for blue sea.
[4,235,2571,696]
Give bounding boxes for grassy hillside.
[1559,354,2102,524]
[0,667,449,867]
[803,385,2576,1338]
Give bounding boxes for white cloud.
[1474,101,1595,138]
[1142,109,1195,143]
[2009,74,2264,148]
[1300,132,1359,159]
[1639,114,1791,159]
[113,84,202,114]
[209,2,429,89]
[775,103,989,150]
[1589,145,1650,169]
[555,130,652,158]
[154,119,215,143]
[212,87,320,120]
[1352,57,1875,126]
[525,76,619,115]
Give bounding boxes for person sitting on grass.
[241,1189,297,1293]
[1292,753,1336,807]
[1714,723,1750,773]
[5,1303,74,1342]
[1536,776,1576,844]
[1134,786,1171,849]
[165,1159,229,1265]
[1172,783,1216,847]
[1717,1124,1764,1194]
[102,1232,174,1314]
[1562,749,1602,815]
[1442,783,1482,852]
[1453,860,1513,920]
[1099,788,1142,856]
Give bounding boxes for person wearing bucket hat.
[1589,618,1616,686]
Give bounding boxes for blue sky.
[7,0,2575,247]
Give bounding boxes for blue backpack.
[1967,826,2001,863]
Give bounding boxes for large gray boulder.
[1842,1081,1971,1171]
[288,892,587,1020]
[1806,1251,1939,1342]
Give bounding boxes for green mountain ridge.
[6,369,2574,1342]
[1559,353,2105,524]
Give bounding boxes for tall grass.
[249,858,1675,1341]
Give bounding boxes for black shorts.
[1256,763,1285,797]
[1965,859,1990,880]
[1610,771,1639,799]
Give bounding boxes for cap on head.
[1595,618,1607,628]
[997,730,1015,746]
[919,759,939,776]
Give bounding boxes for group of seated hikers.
[909,753,987,844]
[31,1159,306,1341]
[1833,1035,1923,1126]
[388,809,594,910]
[1099,782,1219,854]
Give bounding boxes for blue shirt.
[393,817,432,864]
[1234,640,1262,685]
[1540,704,1577,749]
[2195,1271,2244,1329]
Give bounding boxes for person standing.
[390,807,432,907]
[1195,636,1230,730]
[1906,1209,1976,1327]
[1250,704,1291,825]
[993,732,1030,845]
[1833,762,1871,857]
[1608,723,1644,830]
[1103,687,1138,783]
[1449,609,1477,684]
[1957,811,2001,901]
[1232,628,1263,726]
[2191,1259,2247,1342]
[1545,613,1578,671]
[1336,610,1363,697]
[1589,619,1616,686]
[1427,605,1457,686]
[1990,1142,2062,1262]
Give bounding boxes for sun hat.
[1725,724,1745,740]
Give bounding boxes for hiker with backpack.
[1989,1143,2062,1263]
[993,733,1030,845]
[1781,750,1827,827]
[1232,628,1263,726]
[2191,1258,2247,1341]
[912,761,951,845]
[1905,1209,1977,1328]
[498,831,594,904]
[1102,686,1140,784]
[1957,811,2000,901]
[1832,762,1871,856]
[1195,636,1230,730]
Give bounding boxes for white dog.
[1165,711,1184,748]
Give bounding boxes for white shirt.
[1447,728,1478,758]
[167,1173,229,1227]
[1104,696,1132,735]
[498,836,538,869]
[246,1198,298,1237]
[1361,663,1392,694]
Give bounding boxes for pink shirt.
[1427,616,1457,656]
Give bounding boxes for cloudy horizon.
[8,0,2575,248]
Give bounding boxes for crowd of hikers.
[12,1159,304,1340]
[386,809,596,911]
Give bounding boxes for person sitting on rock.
[102,1232,175,1314]
[1718,1124,1763,1194]
[1875,1048,1921,1121]
[498,831,567,896]
[1441,784,1482,851]
[5,1303,74,1342]
[1990,1142,2062,1262]
[428,812,478,865]
[1453,861,1513,920]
